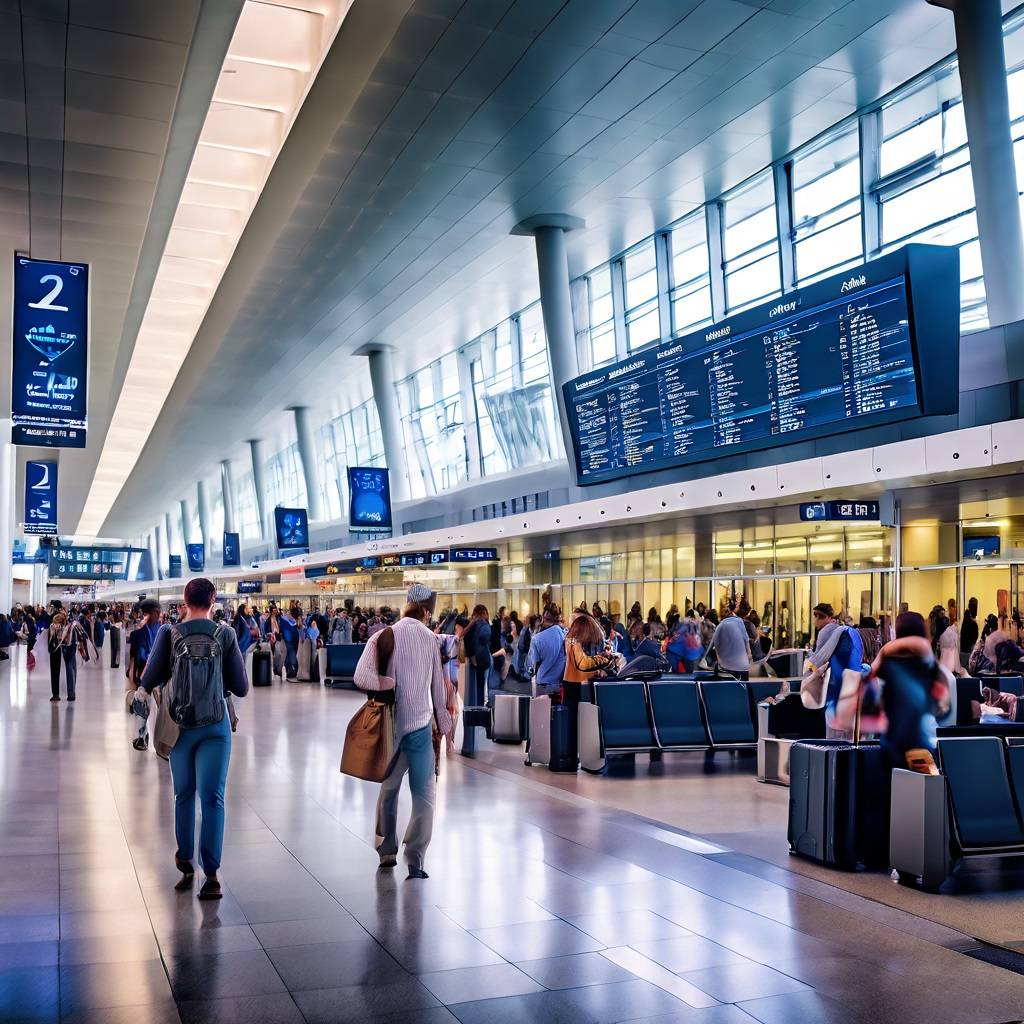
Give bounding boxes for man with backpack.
[140,578,248,900]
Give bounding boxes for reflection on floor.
[2,649,1023,1024]
[472,722,1024,952]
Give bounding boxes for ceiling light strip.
[76,0,352,537]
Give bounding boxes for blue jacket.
[527,624,567,687]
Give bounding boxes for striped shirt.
[354,616,452,741]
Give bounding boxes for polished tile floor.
[2,648,1024,1024]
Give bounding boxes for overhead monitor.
[274,506,309,554]
[964,535,1000,559]
[562,244,960,486]
[348,466,392,530]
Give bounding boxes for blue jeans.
[285,640,298,679]
[169,712,231,874]
[375,725,435,871]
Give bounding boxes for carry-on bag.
[578,702,605,773]
[788,739,890,868]
[461,705,490,756]
[252,647,272,687]
[549,703,577,773]
[526,693,552,766]
[491,693,529,743]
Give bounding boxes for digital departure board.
[564,245,960,485]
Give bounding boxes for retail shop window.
[623,239,661,352]
[791,123,863,285]
[668,213,712,336]
[722,170,781,312]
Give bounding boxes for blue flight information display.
[348,467,392,529]
[12,256,89,448]
[564,245,960,485]
[275,506,309,553]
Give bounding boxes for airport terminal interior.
[9,0,1024,1021]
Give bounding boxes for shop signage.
[23,459,57,534]
[799,500,880,522]
[12,256,89,447]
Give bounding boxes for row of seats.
[592,676,794,755]
[938,736,1024,854]
[324,643,365,688]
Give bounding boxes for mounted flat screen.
[348,466,392,529]
[274,506,309,554]
[563,245,960,485]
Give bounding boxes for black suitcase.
[788,739,890,869]
[549,703,577,773]
[252,649,272,687]
[461,705,490,756]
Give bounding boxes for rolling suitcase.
[549,703,577,773]
[491,693,529,743]
[788,739,890,869]
[252,647,272,687]
[461,706,490,756]
[578,702,605,773]
[526,694,552,766]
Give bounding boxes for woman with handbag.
[562,613,616,765]
[349,584,452,879]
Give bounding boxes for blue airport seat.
[1007,741,1024,820]
[700,681,756,745]
[647,680,707,747]
[594,682,655,749]
[938,737,1024,848]
[326,643,364,688]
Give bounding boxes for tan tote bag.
[340,627,396,782]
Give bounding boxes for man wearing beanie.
[354,583,452,878]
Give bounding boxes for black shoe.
[198,877,223,901]
[406,868,429,880]
[49,696,60,703]
[174,858,194,891]
[67,697,75,702]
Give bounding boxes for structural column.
[196,479,212,550]
[512,214,586,453]
[164,511,178,561]
[247,439,268,542]
[147,529,160,583]
[154,523,167,580]
[0,420,13,614]
[364,346,409,502]
[179,497,194,548]
[291,407,324,520]
[930,0,1024,325]
[220,460,236,534]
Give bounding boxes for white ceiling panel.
[99,0,1022,537]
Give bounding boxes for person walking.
[354,584,452,879]
[48,610,87,702]
[140,578,248,901]
[108,607,123,669]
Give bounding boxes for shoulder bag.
[340,626,397,782]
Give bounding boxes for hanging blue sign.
[799,500,880,522]
[222,531,240,567]
[186,543,205,572]
[23,459,58,535]
[348,466,392,529]
[274,506,309,554]
[12,256,89,448]
[168,554,183,579]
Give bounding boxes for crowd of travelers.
[2,584,1020,889]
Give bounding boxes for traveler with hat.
[354,583,452,879]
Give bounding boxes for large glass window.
[320,399,385,519]
[622,240,661,351]
[668,213,712,334]
[792,123,863,284]
[266,443,306,510]
[578,264,616,368]
[875,66,984,329]
[236,471,260,541]
[469,307,558,477]
[722,170,781,311]
[398,352,468,499]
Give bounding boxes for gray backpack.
[168,623,226,729]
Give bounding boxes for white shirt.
[355,615,452,740]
